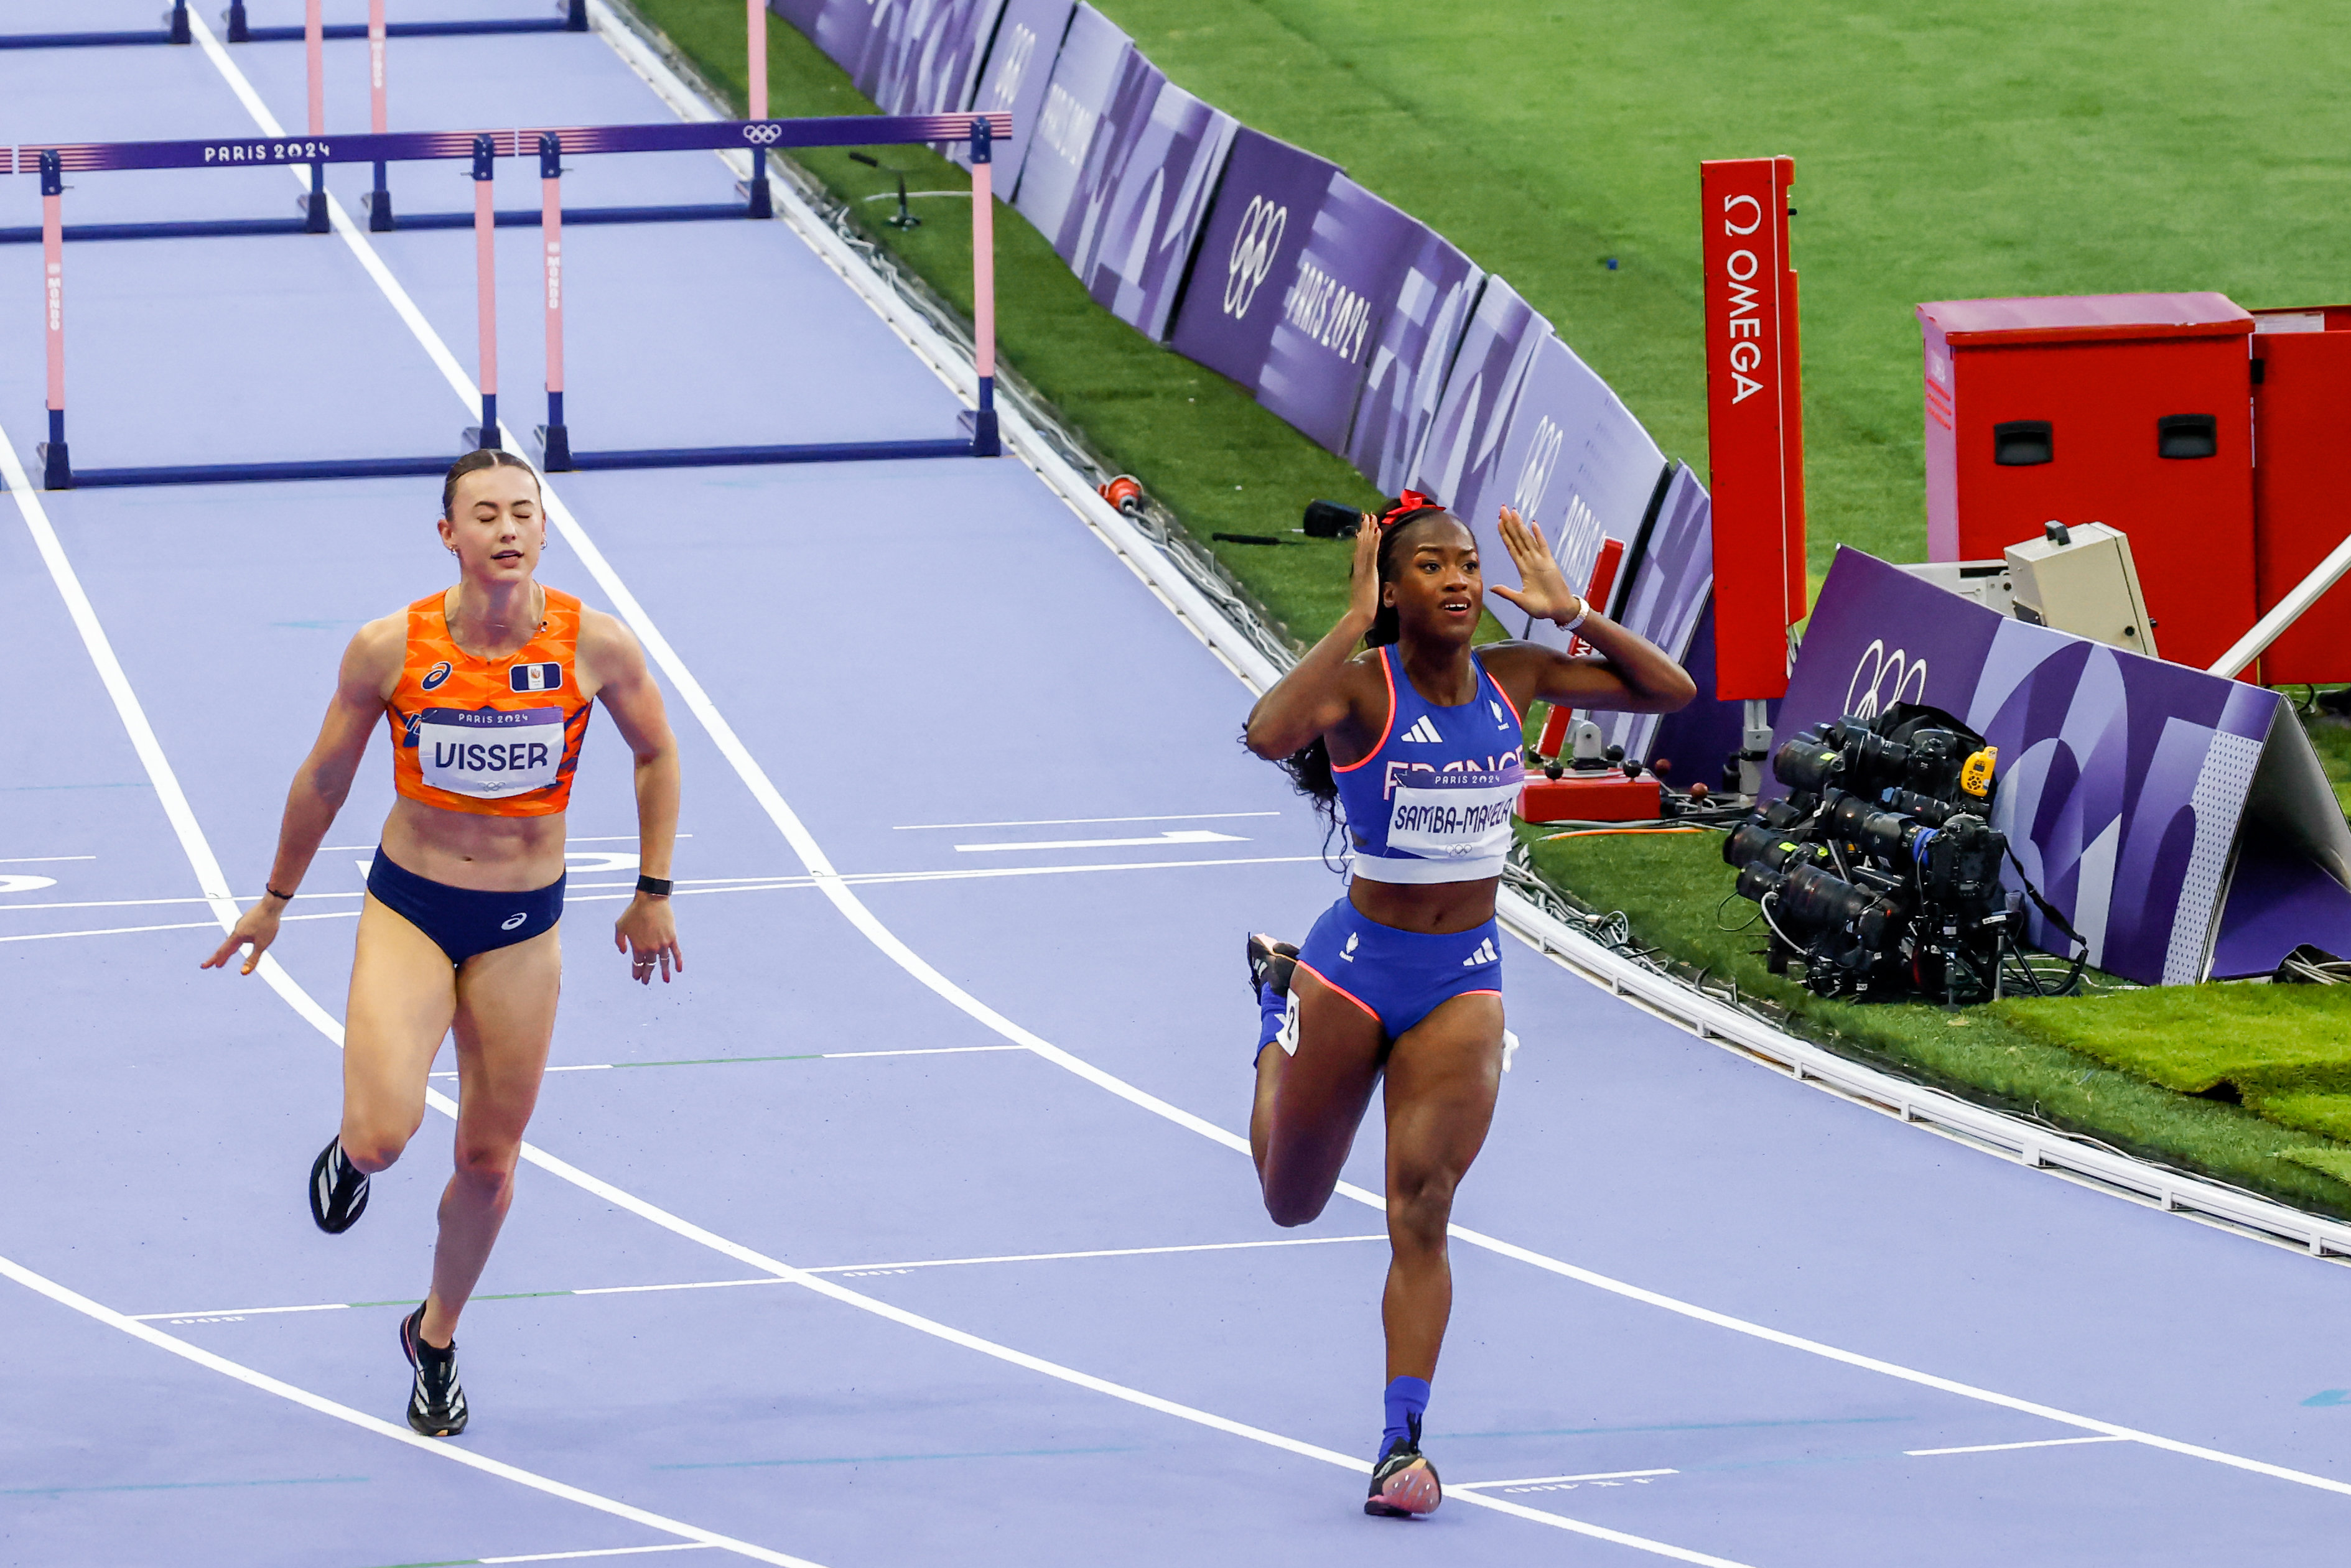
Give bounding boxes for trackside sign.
[1701,155,1806,700]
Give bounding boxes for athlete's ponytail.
[1254,496,1453,861]
[441,448,542,519]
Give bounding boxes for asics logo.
[501,912,528,931]
[419,660,452,692]
[1461,937,1499,967]
[742,123,783,145]
[1223,195,1287,318]
[1845,638,1929,721]
[1399,716,1444,745]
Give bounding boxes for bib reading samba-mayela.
[386,588,592,817]
[1331,645,1526,884]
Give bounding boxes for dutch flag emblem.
[509,662,563,694]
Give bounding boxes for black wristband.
[265,884,297,902]
[636,874,674,898]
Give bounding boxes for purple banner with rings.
[957,0,1074,176]
[855,0,1006,116]
[1167,127,1343,411]
[1010,4,1132,261]
[1599,463,1713,763]
[1074,67,1236,341]
[1477,334,1667,650]
[1407,276,1550,545]
[1343,230,1481,496]
[1776,548,2351,983]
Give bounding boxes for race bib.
[415,707,567,799]
[1385,770,1520,861]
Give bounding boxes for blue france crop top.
[1331,644,1526,884]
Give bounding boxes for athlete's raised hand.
[1489,505,1586,627]
[615,893,683,985]
[202,898,284,977]
[1346,507,1384,626]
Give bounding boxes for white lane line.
[129,1234,1389,1324]
[0,1252,822,1568]
[1459,1470,1680,1490]
[0,911,360,945]
[896,812,1278,831]
[1905,1436,2137,1458]
[0,855,98,864]
[174,29,2351,1507]
[425,1045,1028,1077]
[485,1547,714,1565]
[954,830,1247,852]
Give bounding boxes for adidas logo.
[1400,715,1443,745]
[1461,937,1499,967]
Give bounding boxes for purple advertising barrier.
[1599,463,1713,763]
[1344,228,1481,496]
[1076,69,1236,341]
[956,0,1074,176]
[1476,333,1667,651]
[770,0,829,37]
[1251,175,1425,452]
[1168,126,1342,409]
[812,0,885,77]
[1407,275,1549,541]
[1010,4,1131,260]
[855,0,1006,117]
[1777,548,2351,983]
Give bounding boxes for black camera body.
[1725,704,2016,1004]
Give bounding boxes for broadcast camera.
[1723,704,2027,1004]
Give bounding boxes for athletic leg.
[340,893,461,1172]
[1252,967,1385,1227]
[1362,990,1502,1515]
[417,923,561,1347]
[1379,991,1504,1380]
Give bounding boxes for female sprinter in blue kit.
[203,449,684,1438]
[1243,493,1693,1516]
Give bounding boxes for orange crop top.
[385,587,593,817]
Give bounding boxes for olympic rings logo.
[1511,416,1564,517]
[743,124,783,145]
[1845,638,1929,721]
[1223,195,1287,318]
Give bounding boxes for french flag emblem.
[509,662,563,694]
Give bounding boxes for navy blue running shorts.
[1290,894,1502,1042]
[365,846,566,966]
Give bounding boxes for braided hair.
[1258,493,1456,853]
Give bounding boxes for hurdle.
[22,111,1011,488]
[0,2,769,243]
[0,0,583,50]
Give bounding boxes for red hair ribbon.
[1377,489,1443,527]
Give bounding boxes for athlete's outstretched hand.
[1346,507,1384,626]
[615,893,683,985]
[202,901,282,977]
[1489,505,1586,626]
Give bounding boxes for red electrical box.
[2249,307,2351,685]
[1917,292,2256,671]
[1517,772,1663,824]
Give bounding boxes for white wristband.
[1560,599,1590,634]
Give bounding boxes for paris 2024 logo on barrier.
[1224,195,1287,318]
